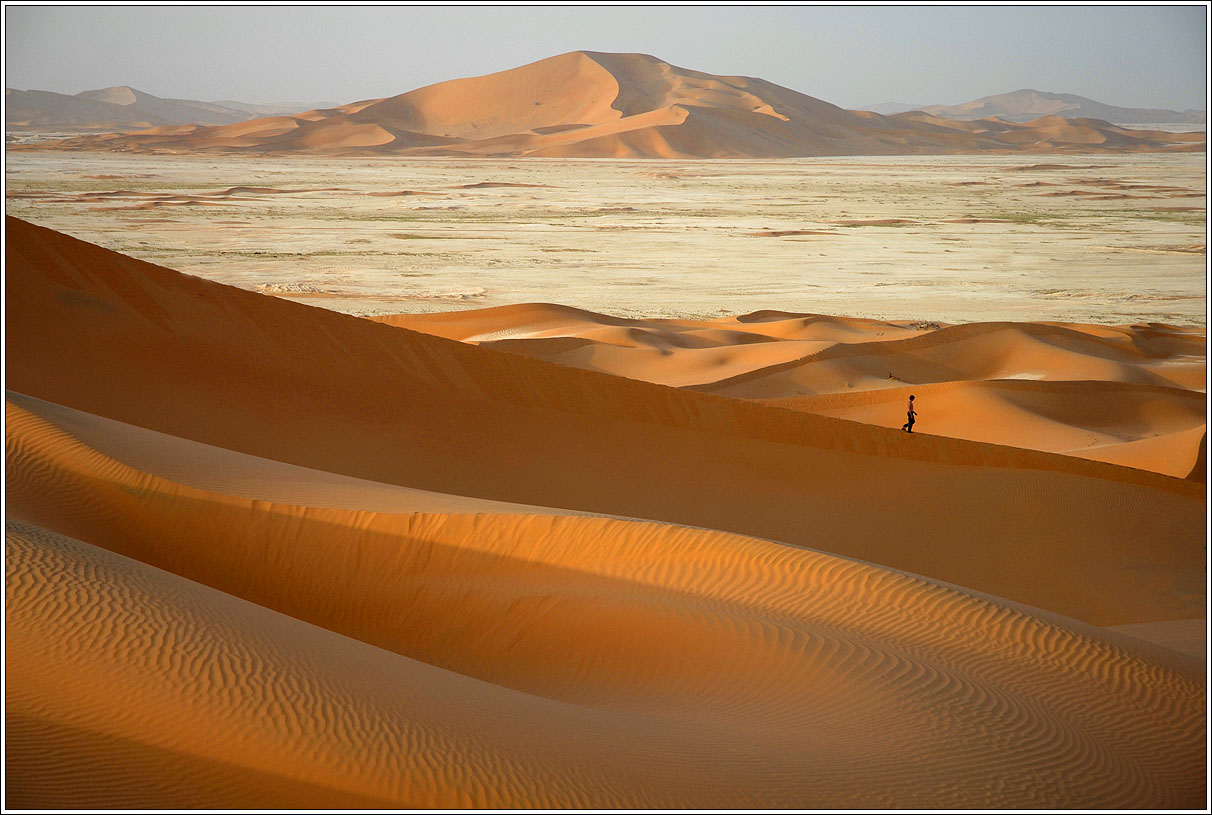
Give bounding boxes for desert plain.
[4,151,1206,323]
[4,45,1209,808]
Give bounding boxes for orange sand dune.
[692,321,1206,397]
[382,304,1205,477]
[374,305,928,387]
[5,404,1205,808]
[764,380,1206,478]
[22,52,1205,157]
[4,215,1207,807]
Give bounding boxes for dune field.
[380,303,1207,479]
[4,214,1207,808]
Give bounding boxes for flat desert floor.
[4,152,1206,324]
[4,150,1208,810]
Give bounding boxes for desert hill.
[26,52,1204,156]
[5,85,312,132]
[910,89,1206,124]
[7,87,175,131]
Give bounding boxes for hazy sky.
[5,5,1208,110]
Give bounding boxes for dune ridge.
[18,52,1204,157]
[4,215,1206,807]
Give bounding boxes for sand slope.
[22,52,1205,156]
[6,411,1205,808]
[380,306,1206,478]
[4,215,1207,807]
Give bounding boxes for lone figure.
[902,394,917,433]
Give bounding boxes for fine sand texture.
[16,52,1205,158]
[5,215,1207,808]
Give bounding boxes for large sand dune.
[23,52,1205,157]
[5,216,1206,807]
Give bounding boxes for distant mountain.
[915,89,1206,125]
[19,53,1206,157]
[5,86,319,131]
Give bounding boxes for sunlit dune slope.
[5,216,1204,626]
[380,305,1206,478]
[374,304,929,387]
[6,408,1205,807]
[767,381,1206,478]
[28,52,1205,157]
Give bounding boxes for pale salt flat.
[4,151,1205,325]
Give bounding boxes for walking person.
[902,394,917,433]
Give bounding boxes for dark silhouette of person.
[902,394,917,433]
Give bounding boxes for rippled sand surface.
[5,152,1205,324]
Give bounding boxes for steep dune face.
[5,216,1206,807]
[351,50,626,139]
[27,52,1205,156]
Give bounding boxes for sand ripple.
[5,394,1207,807]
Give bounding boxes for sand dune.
[380,305,1206,477]
[913,88,1207,125]
[4,215,1206,807]
[6,85,254,131]
[6,410,1205,808]
[764,381,1206,478]
[19,52,1204,157]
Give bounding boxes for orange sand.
[4,216,1207,808]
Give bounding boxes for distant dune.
[5,86,309,132]
[910,89,1207,125]
[18,52,1205,156]
[5,216,1206,807]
